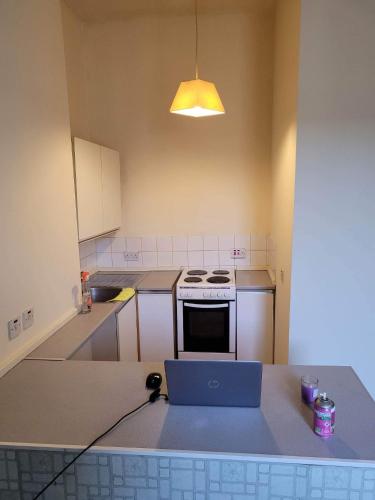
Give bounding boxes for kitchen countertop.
[26,270,180,361]
[1,361,374,465]
[27,302,125,360]
[136,270,180,293]
[236,270,275,290]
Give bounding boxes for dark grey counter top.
[27,302,125,360]
[236,270,275,290]
[137,270,180,293]
[1,361,374,464]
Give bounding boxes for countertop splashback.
[79,233,271,272]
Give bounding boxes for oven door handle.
[184,302,229,309]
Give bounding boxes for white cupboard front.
[117,297,138,361]
[73,137,121,241]
[101,146,122,233]
[236,291,274,363]
[137,293,175,362]
[74,138,103,241]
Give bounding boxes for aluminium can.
[313,393,335,438]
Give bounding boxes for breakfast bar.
[0,361,374,499]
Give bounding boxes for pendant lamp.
[170,0,225,117]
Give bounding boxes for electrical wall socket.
[8,316,22,340]
[124,251,140,262]
[231,248,247,259]
[22,307,34,330]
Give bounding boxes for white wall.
[0,0,81,373]
[290,0,375,397]
[61,4,274,237]
[270,0,300,363]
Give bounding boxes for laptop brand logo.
[208,379,220,389]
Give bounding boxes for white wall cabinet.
[137,293,175,361]
[74,137,121,241]
[117,297,138,361]
[236,291,274,363]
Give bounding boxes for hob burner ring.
[212,270,230,275]
[187,270,207,276]
[184,277,203,283]
[207,276,230,284]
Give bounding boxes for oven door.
[181,300,230,353]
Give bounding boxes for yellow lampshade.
[170,78,225,117]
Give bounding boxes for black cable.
[32,391,168,500]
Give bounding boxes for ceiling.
[63,0,275,22]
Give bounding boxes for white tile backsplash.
[141,236,157,252]
[87,232,270,271]
[188,251,204,268]
[251,234,267,251]
[172,251,188,267]
[204,250,220,267]
[96,237,112,253]
[219,250,234,267]
[157,251,173,267]
[157,236,172,252]
[172,236,188,252]
[204,235,218,251]
[251,250,267,266]
[235,234,251,250]
[111,252,126,267]
[188,235,203,251]
[218,235,234,250]
[126,237,141,252]
[111,237,126,253]
[96,252,113,267]
[142,251,158,268]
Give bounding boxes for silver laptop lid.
[164,360,262,407]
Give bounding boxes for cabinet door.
[138,293,175,362]
[236,291,274,363]
[74,138,103,241]
[101,145,121,234]
[117,297,138,361]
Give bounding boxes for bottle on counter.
[313,392,335,438]
[81,271,92,314]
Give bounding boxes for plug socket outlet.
[124,251,140,262]
[22,307,34,330]
[8,316,22,340]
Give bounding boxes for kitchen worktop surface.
[27,302,125,360]
[1,361,374,465]
[236,270,275,290]
[136,270,180,292]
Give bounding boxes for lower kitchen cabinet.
[70,313,118,361]
[137,293,175,361]
[117,296,138,361]
[236,290,274,363]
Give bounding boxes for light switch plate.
[8,316,22,340]
[22,307,34,330]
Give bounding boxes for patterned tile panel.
[0,448,374,499]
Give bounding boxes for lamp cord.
[195,0,199,79]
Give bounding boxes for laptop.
[164,360,262,407]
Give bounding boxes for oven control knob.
[217,292,223,297]
[210,292,216,298]
[203,291,209,298]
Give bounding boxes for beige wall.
[270,0,300,363]
[61,5,274,236]
[290,0,375,397]
[0,0,81,373]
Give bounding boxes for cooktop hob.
[177,268,236,300]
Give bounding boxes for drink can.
[314,393,335,437]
